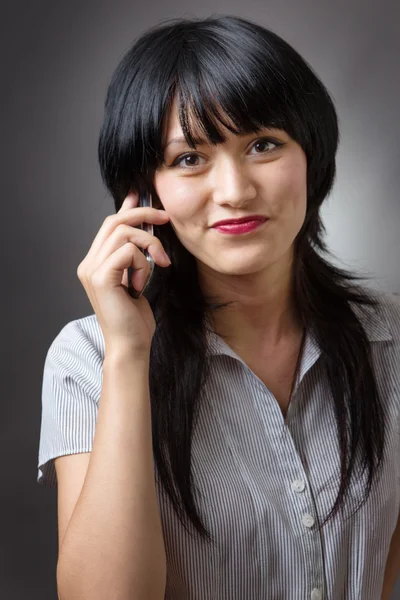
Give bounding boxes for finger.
[92,242,150,292]
[93,224,171,271]
[117,243,152,294]
[114,206,170,228]
[119,191,139,212]
[85,208,170,262]
[121,257,152,289]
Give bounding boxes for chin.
[210,260,271,277]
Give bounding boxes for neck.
[199,250,302,350]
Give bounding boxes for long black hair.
[98,14,386,545]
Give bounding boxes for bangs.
[155,25,307,164]
[99,15,337,204]
[171,42,293,150]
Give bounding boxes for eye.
[250,137,283,154]
[170,137,284,170]
[171,153,205,169]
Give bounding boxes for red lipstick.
[211,215,268,235]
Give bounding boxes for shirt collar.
[205,298,392,359]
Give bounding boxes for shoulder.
[38,314,105,486]
[347,286,400,344]
[350,288,400,414]
[47,313,105,364]
[43,313,105,402]
[364,288,400,341]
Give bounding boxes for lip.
[212,218,268,235]
[211,215,267,227]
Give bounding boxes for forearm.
[57,351,166,600]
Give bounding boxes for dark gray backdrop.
[1,1,399,598]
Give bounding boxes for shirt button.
[302,513,315,528]
[291,479,305,493]
[311,588,322,600]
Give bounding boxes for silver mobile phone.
[127,190,155,299]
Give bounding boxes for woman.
[37,14,400,600]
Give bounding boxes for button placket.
[289,472,325,597]
[252,378,326,599]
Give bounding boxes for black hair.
[98,14,386,545]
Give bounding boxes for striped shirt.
[37,288,400,599]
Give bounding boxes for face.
[153,99,308,282]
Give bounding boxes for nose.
[211,158,257,207]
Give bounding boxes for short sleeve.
[38,318,104,487]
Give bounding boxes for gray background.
[1,1,399,598]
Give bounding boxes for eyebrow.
[163,136,205,149]
[163,128,282,150]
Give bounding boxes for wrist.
[104,344,151,365]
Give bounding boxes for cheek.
[270,159,307,217]
[155,179,199,222]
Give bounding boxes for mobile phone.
[127,190,155,299]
